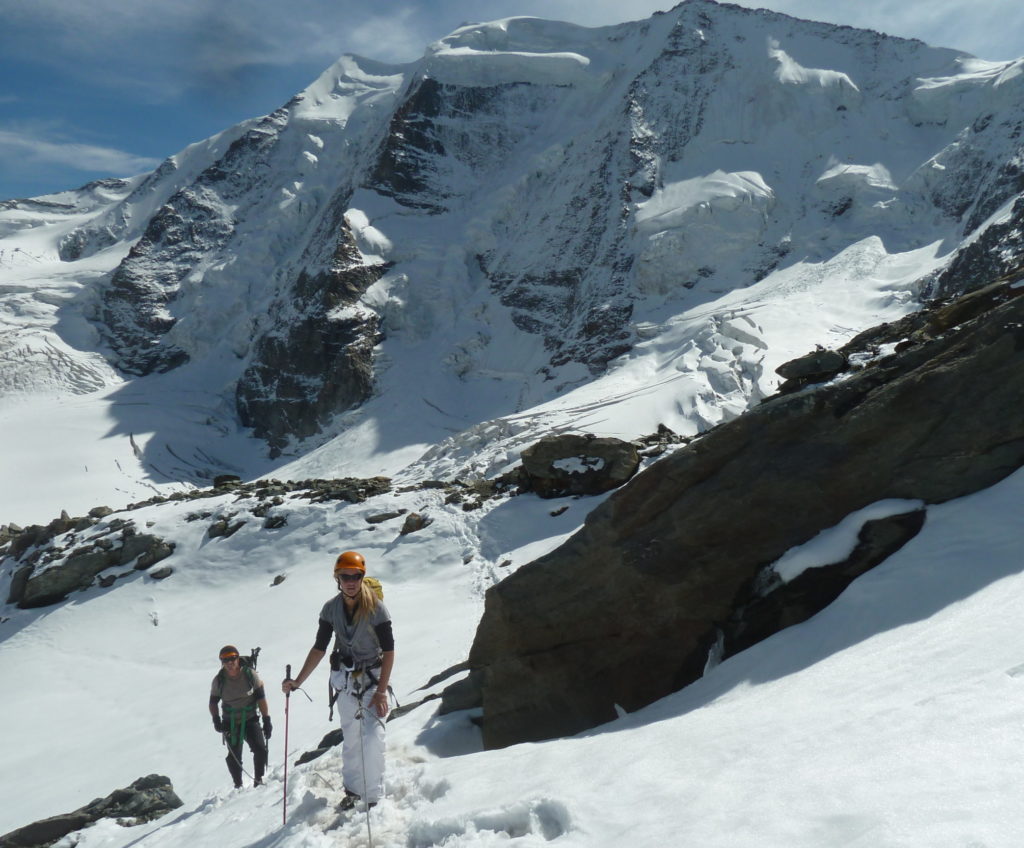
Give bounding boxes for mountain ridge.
[7,1,1022,472]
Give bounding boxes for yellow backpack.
[364,576,384,600]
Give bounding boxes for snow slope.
[3,426,1024,846]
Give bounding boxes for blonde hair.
[351,578,379,624]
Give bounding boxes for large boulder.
[466,282,1024,749]
[520,434,641,498]
[15,531,175,609]
[0,774,182,847]
[18,550,118,609]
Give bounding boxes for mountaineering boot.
[338,791,360,811]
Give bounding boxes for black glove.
[262,715,273,740]
[212,715,224,733]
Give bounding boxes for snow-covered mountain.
[3,1,1024,845]
[5,0,1024,507]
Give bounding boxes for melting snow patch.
[553,456,605,474]
[772,499,925,583]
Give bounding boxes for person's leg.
[245,715,268,785]
[336,685,365,798]
[358,685,387,804]
[224,739,244,788]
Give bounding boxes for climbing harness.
[328,660,399,721]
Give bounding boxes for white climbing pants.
[330,668,387,803]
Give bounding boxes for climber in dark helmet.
[282,551,395,810]
[210,645,272,788]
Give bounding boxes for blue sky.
[2,0,1023,202]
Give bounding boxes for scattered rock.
[365,509,408,524]
[118,534,175,570]
[0,774,182,847]
[399,512,432,536]
[520,434,640,498]
[294,728,344,766]
[207,517,246,539]
[775,347,848,393]
[20,550,117,608]
[11,528,176,609]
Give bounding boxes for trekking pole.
[283,664,291,827]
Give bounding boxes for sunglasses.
[221,656,240,664]
[337,572,363,583]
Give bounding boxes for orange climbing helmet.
[334,550,366,574]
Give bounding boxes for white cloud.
[0,128,160,175]
[2,1,1022,106]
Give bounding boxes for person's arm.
[371,650,395,717]
[282,647,325,692]
[209,694,223,732]
[282,618,332,693]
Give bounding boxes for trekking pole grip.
[286,664,292,695]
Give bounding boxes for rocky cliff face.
[464,275,1024,748]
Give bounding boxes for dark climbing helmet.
[219,645,240,661]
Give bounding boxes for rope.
[222,732,258,785]
[283,664,291,826]
[354,696,375,848]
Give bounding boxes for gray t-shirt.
[319,596,391,667]
[211,668,264,711]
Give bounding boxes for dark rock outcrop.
[722,509,927,658]
[100,112,290,376]
[465,281,1024,749]
[775,347,848,393]
[520,434,641,498]
[0,774,182,847]
[10,526,176,610]
[235,223,386,457]
[399,512,432,536]
[294,728,344,766]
